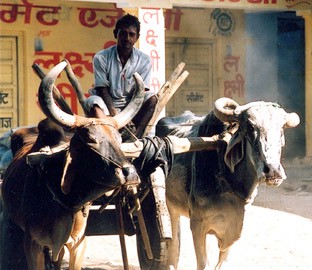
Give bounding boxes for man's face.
[115,25,139,50]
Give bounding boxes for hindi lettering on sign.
[0,2,32,24]
[77,7,123,28]
[34,51,63,69]
[0,1,61,25]
[139,8,165,93]
[146,29,158,46]
[164,8,183,31]
[38,30,51,37]
[150,50,160,73]
[224,74,245,98]
[35,5,61,26]
[0,92,9,105]
[142,9,160,24]
[35,51,95,76]
[0,117,12,129]
[150,78,161,93]
[247,0,277,4]
[64,52,95,77]
[186,92,204,103]
[223,55,240,73]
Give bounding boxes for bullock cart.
[70,61,225,270]
[81,62,191,270]
[3,60,299,270]
[0,61,225,270]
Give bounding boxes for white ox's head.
[214,98,300,187]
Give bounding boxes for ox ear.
[61,152,75,194]
[224,132,245,173]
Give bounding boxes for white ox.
[156,98,300,270]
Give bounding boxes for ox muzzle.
[115,164,140,186]
[261,162,286,187]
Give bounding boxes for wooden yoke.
[142,62,189,137]
[121,133,232,158]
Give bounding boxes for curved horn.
[234,101,276,115]
[38,61,77,129]
[32,62,73,115]
[285,112,300,128]
[112,72,145,129]
[64,59,88,115]
[213,97,240,122]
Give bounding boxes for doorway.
[165,38,217,117]
[0,36,19,136]
[277,13,305,158]
[245,11,305,158]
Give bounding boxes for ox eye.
[244,124,258,145]
[246,121,256,135]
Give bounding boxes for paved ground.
[61,176,312,270]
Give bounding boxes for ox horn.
[39,62,145,130]
[233,101,276,115]
[64,59,88,115]
[38,61,78,129]
[213,97,240,122]
[112,72,145,129]
[285,112,300,128]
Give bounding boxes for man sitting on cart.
[84,13,157,139]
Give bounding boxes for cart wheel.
[136,191,168,270]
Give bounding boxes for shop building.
[0,0,311,158]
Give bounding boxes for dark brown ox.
[156,98,300,270]
[1,61,145,270]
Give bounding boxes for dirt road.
[62,179,312,270]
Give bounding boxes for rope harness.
[133,136,174,179]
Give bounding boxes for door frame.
[0,30,25,130]
[165,37,219,116]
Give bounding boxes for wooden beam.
[121,133,232,158]
[142,62,189,137]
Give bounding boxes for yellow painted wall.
[164,7,246,104]
[0,0,123,126]
[0,0,246,129]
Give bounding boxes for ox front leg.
[190,218,208,270]
[51,246,65,270]
[66,203,90,269]
[166,206,181,270]
[215,249,230,270]
[23,232,45,270]
[67,236,86,270]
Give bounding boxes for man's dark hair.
[115,14,141,35]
